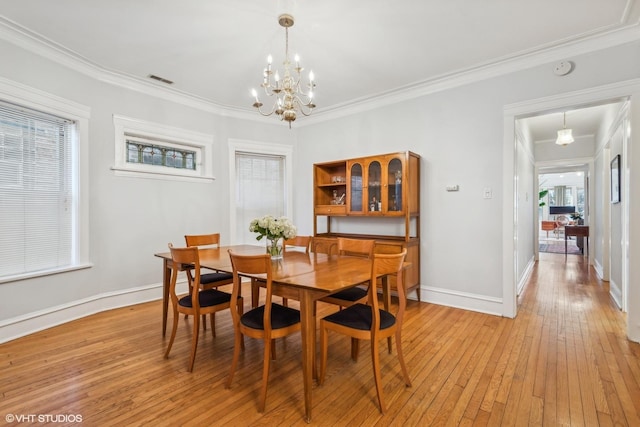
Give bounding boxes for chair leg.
[225,330,243,389]
[351,337,360,361]
[371,339,385,413]
[259,337,272,412]
[395,330,412,387]
[188,314,200,372]
[319,323,328,385]
[164,308,179,359]
[387,336,393,354]
[202,314,207,331]
[210,313,216,337]
[271,339,277,360]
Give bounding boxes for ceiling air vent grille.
[148,74,174,85]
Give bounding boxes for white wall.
[0,39,295,340]
[1,34,640,342]
[296,41,640,319]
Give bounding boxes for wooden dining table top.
[155,244,373,295]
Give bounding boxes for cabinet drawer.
[315,205,346,215]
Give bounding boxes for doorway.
[537,168,587,255]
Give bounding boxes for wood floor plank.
[1,253,639,426]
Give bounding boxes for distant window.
[112,115,214,182]
[125,138,196,170]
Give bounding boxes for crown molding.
[1,15,639,128]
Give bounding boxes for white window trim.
[0,76,92,283]
[112,115,215,182]
[228,139,294,244]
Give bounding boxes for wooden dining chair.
[185,233,234,334]
[283,235,312,253]
[319,249,411,413]
[226,251,302,412]
[164,244,242,372]
[276,235,312,307]
[318,237,373,309]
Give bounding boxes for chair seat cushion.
[200,271,233,285]
[323,303,395,330]
[241,303,300,330]
[179,289,232,308]
[326,286,367,302]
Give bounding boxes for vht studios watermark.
[5,413,83,423]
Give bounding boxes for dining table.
[154,244,374,423]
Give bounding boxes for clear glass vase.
[266,237,283,260]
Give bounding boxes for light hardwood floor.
[1,253,639,426]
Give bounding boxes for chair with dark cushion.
[185,233,234,334]
[226,251,301,412]
[318,237,373,309]
[164,244,242,372]
[319,249,411,413]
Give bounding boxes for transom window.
[125,138,196,170]
[112,115,214,182]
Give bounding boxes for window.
[228,140,294,244]
[112,115,214,181]
[125,138,196,170]
[0,84,90,281]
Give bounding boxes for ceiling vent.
[148,74,174,85]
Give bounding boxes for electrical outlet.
[483,187,492,199]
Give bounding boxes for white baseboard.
[517,257,536,296]
[609,279,622,309]
[0,281,188,344]
[419,285,503,316]
[594,258,604,280]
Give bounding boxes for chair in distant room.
[184,233,234,334]
[226,251,301,412]
[554,215,570,238]
[164,244,242,372]
[319,249,411,413]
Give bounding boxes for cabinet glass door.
[368,161,381,212]
[387,158,402,212]
[350,163,363,212]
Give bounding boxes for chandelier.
[555,111,574,146]
[251,14,316,128]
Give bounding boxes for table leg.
[565,235,568,256]
[162,259,171,336]
[300,291,314,423]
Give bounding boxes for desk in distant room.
[564,225,589,256]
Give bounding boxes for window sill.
[0,263,94,284]
[110,166,215,182]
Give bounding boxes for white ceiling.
[0,0,639,134]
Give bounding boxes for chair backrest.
[556,215,570,226]
[283,235,312,253]
[312,238,337,255]
[185,233,222,248]
[168,244,202,308]
[369,249,408,330]
[337,237,375,259]
[228,251,274,330]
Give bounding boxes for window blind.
[235,152,285,245]
[0,100,75,278]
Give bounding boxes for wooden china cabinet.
[313,151,421,299]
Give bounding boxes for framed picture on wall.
[611,154,621,204]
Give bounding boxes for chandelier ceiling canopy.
[251,14,316,128]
